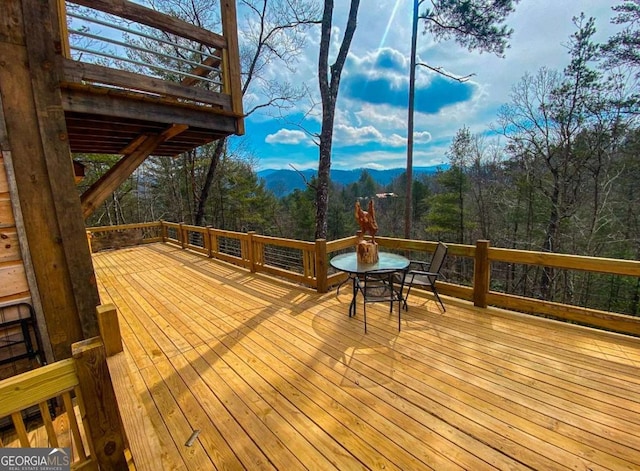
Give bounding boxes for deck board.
[92,244,640,470]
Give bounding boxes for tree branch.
[289,164,317,191]
[416,62,475,82]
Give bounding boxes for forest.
[76,1,640,316]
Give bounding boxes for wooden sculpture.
[355,200,378,242]
[355,200,379,263]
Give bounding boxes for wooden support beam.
[118,134,149,155]
[0,0,100,358]
[220,0,244,135]
[81,124,188,219]
[60,85,237,128]
[54,0,70,58]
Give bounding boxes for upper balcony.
[56,0,244,157]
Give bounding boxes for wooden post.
[220,0,244,134]
[95,303,166,471]
[315,238,328,293]
[179,222,186,249]
[96,304,122,357]
[72,337,127,470]
[184,225,190,249]
[205,226,213,257]
[247,231,256,273]
[210,229,218,256]
[159,220,167,243]
[473,240,490,308]
[55,0,70,58]
[86,231,93,254]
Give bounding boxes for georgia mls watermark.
[0,448,70,471]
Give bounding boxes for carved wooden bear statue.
[354,200,378,243]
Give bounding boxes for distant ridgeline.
[258,165,448,196]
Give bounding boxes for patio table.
[330,252,410,317]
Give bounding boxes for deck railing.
[86,221,640,336]
[0,304,160,470]
[58,0,243,122]
[0,335,125,469]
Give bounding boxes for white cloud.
[414,131,432,144]
[333,150,403,169]
[237,0,625,170]
[333,124,426,147]
[265,129,310,145]
[334,124,381,144]
[354,103,407,129]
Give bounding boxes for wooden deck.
[92,243,640,470]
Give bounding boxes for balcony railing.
[86,221,640,337]
[57,0,243,124]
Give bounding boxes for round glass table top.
[329,252,409,274]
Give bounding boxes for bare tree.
[496,16,623,299]
[195,0,321,226]
[119,0,321,226]
[315,0,360,240]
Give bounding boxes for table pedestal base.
[357,240,378,264]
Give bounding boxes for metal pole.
[404,0,419,239]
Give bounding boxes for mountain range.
[257,165,447,196]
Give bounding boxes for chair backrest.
[429,242,448,275]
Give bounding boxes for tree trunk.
[458,177,464,244]
[540,179,560,300]
[315,0,360,240]
[194,139,226,227]
[316,128,333,240]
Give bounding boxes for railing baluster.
[11,412,30,447]
[39,401,59,448]
[62,390,88,462]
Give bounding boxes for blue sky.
[234,1,623,171]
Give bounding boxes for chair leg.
[432,286,446,312]
[402,284,412,311]
[363,301,367,333]
[350,278,358,318]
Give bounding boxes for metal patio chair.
[401,241,448,312]
[354,269,405,333]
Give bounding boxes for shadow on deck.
[93,243,640,470]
